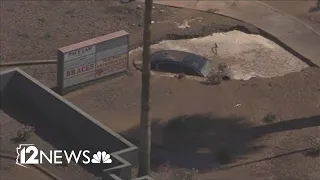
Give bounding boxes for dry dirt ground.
[1,1,320,180]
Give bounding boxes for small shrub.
[304,146,320,158]
[204,63,231,85]
[64,9,77,17]
[263,113,276,123]
[11,125,35,143]
[37,18,46,23]
[65,9,75,15]
[17,33,29,39]
[206,8,218,14]
[43,32,51,39]
[206,73,222,85]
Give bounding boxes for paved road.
[261,0,320,32]
[143,0,320,67]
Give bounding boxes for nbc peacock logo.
[91,151,112,164]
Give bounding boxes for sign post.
[57,30,129,95]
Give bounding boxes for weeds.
[206,8,218,14]
[65,9,74,14]
[304,146,320,158]
[262,113,276,123]
[65,9,76,17]
[43,32,52,39]
[37,18,46,23]
[11,125,35,143]
[304,138,320,158]
[203,63,231,85]
[206,73,222,85]
[17,33,29,39]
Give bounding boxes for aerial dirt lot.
[1,1,320,180]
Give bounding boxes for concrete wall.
[0,68,153,180]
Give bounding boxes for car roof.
[151,50,207,69]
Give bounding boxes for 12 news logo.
[16,144,112,168]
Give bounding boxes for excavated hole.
[130,30,309,81]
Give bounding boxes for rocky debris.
[136,4,142,10]
[128,22,136,26]
[205,63,232,85]
[218,63,233,80]
[206,72,223,85]
[175,73,186,80]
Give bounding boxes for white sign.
[64,69,96,87]
[16,144,112,168]
[64,45,96,62]
[95,54,127,78]
[64,53,96,70]
[95,45,128,61]
[57,30,129,94]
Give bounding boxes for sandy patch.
[130,30,308,80]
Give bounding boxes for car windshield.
[201,61,212,77]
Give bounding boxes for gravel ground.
[1,1,320,180]
[1,0,258,63]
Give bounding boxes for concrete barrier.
[0,68,153,180]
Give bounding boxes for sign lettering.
[65,63,95,78]
[68,46,93,57]
[57,30,129,94]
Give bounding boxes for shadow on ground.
[2,100,108,177]
[121,113,320,172]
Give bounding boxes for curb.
[0,152,64,180]
[152,1,319,68]
[0,59,57,67]
[255,1,320,37]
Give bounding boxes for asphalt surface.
[144,0,320,67]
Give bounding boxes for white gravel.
[131,30,308,80]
